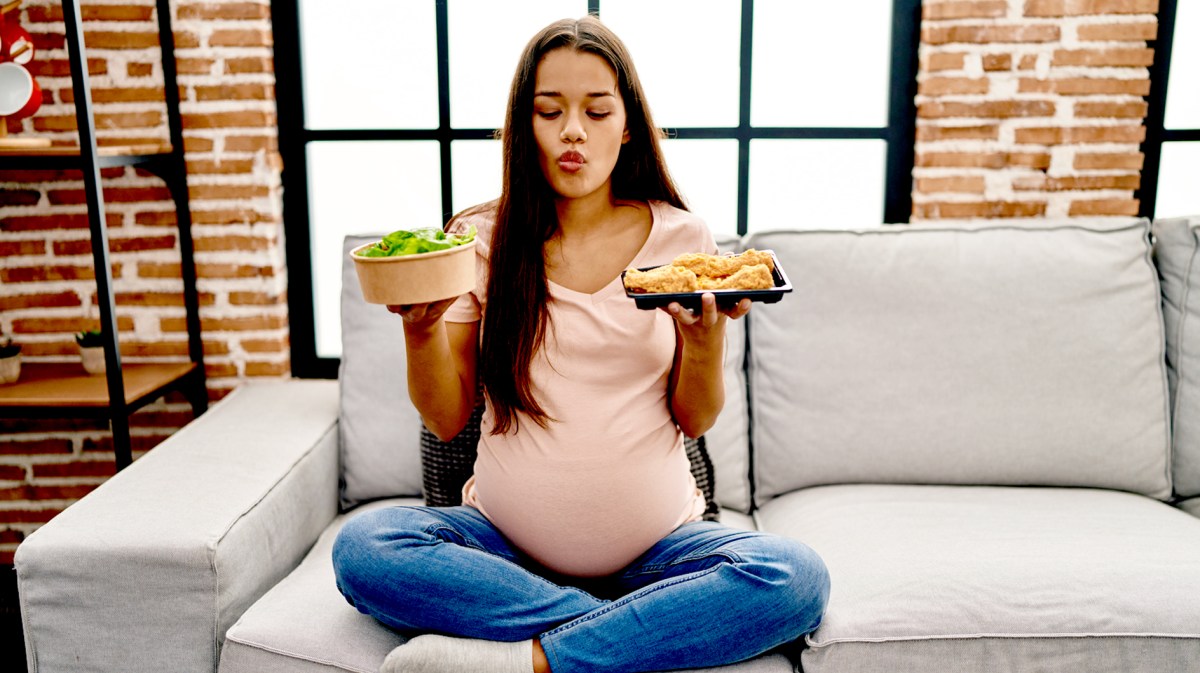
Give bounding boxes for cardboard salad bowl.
[350,239,477,305]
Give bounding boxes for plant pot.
[0,353,20,384]
[350,240,477,305]
[79,345,106,376]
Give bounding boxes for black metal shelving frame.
[0,0,207,470]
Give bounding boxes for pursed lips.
[558,150,585,173]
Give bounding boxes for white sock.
[381,634,534,673]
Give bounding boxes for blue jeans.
[332,505,830,673]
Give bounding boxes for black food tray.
[622,251,793,311]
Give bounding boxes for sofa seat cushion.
[755,485,1200,673]
[1180,497,1200,518]
[219,501,775,673]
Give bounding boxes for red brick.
[919,77,990,95]
[178,58,216,75]
[915,201,1047,218]
[0,465,26,481]
[52,235,176,257]
[0,189,41,207]
[0,529,24,545]
[919,100,1056,118]
[223,135,278,152]
[11,316,134,334]
[245,361,289,377]
[0,438,75,454]
[922,24,1060,44]
[0,240,46,256]
[1019,54,1040,70]
[1077,21,1158,41]
[194,84,274,101]
[1075,152,1145,169]
[923,1,1009,19]
[209,29,273,48]
[27,4,153,22]
[982,53,1013,71]
[0,484,100,502]
[916,124,1001,141]
[0,509,63,524]
[915,176,988,194]
[0,291,82,311]
[189,184,271,200]
[81,31,161,49]
[1074,101,1149,118]
[178,2,272,20]
[230,291,284,305]
[1025,0,1158,17]
[1069,198,1140,215]
[1014,125,1146,144]
[161,315,287,333]
[32,461,117,479]
[925,52,968,71]
[225,57,274,74]
[127,62,154,77]
[1012,175,1141,190]
[1053,48,1155,67]
[241,338,289,354]
[1018,77,1151,96]
[187,158,256,175]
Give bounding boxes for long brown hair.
[481,15,686,435]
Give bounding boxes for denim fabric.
[332,505,830,673]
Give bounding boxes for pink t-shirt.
[442,200,716,577]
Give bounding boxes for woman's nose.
[560,112,586,142]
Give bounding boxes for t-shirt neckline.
[547,200,660,305]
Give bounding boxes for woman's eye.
[588,111,611,120]
[537,111,561,119]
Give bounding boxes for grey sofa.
[17,216,1200,672]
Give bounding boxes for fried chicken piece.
[623,265,699,294]
[672,249,775,279]
[703,263,774,290]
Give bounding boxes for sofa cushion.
[340,236,425,506]
[219,501,771,673]
[1180,497,1200,518]
[746,220,1171,504]
[755,484,1200,673]
[1152,215,1200,497]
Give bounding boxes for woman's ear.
[622,127,631,144]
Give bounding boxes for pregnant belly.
[469,453,698,577]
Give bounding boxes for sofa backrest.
[1151,215,1200,498]
[338,233,755,512]
[746,220,1172,506]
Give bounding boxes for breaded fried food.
[623,265,699,294]
[696,263,774,290]
[672,249,775,278]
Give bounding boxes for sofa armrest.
[15,379,341,673]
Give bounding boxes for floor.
[2,565,28,672]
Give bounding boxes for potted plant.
[75,329,105,375]
[0,336,20,384]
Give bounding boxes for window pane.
[299,1,438,130]
[1165,0,1200,129]
[661,139,739,238]
[748,139,886,231]
[307,141,443,357]
[752,2,892,127]
[452,139,503,214]
[449,0,588,129]
[1156,142,1200,218]
[602,1,741,128]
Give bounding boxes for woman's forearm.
[670,335,725,438]
[404,320,476,441]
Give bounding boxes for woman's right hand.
[387,296,460,334]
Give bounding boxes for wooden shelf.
[0,142,171,157]
[0,362,196,410]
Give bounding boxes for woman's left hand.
[661,293,751,345]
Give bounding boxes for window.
[1143,0,1200,219]
[272,0,921,375]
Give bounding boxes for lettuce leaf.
[358,225,477,257]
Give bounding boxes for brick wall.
[0,0,285,564]
[913,0,1157,219]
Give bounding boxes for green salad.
[357,225,476,257]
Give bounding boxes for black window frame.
[272,0,921,378]
[1141,0,1199,219]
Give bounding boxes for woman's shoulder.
[648,200,717,254]
[446,200,499,257]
